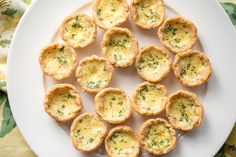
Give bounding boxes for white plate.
[7,0,236,157]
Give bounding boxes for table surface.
[0,0,235,157]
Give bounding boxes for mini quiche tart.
[92,0,129,30]
[132,82,168,116]
[135,46,171,82]
[166,90,204,131]
[140,118,176,156]
[94,88,132,124]
[102,27,138,67]
[44,84,83,122]
[130,0,165,29]
[172,50,212,87]
[70,113,107,152]
[60,14,96,48]
[39,43,77,80]
[75,55,113,93]
[105,126,140,157]
[158,16,198,53]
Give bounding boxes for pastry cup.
[172,49,212,87]
[132,81,168,116]
[94,88,132,124]
[130,0,165,29]
[102,27,138,67]
[75,55,113,93]
[135,46,171,82]
[105,126,140,157]
[60,14,97,48]
[92,0,129,29]
[166,90,204,131]
[70,113,107,152]
[140,118,176,155]
[158,16,197,53]
[44,84,83,122]
[39,43,77,80]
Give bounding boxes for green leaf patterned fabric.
[221,2,236,25]
[0,0,235,156]
[0,91,16,137]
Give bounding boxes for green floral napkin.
[0,0,235,156]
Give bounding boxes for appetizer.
[44,84,83,122]
[70,113,107,152]
[158,16,197,53]
[92,0,129,29]
[94,88,132,124]
[75,55,113,93]
[130,0,165,29]
[140,118,176,155]
[39,43,77,80]
[105,126,140,157]
[166,90,204,131]
[60,14,97,48]
[132,82,168,116]
[172,49,212,87]
[102,27,138,67]
[135,46,171,82]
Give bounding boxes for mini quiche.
[39,43,77,80]
[70,113,107,152]
[130,0,165,29]
[94,88,132,124]
[172,50,212,87]
[135,46,171,82]
[166,90,204,131]
[44,84,83,122]
[105,126,140,157]
[92,0,129,30]
[75,55,113,93]
[60,14,97,48]
[158,16,198,53]
[102,27,138,67]
[140,118,176,156]
[132,82,168,116]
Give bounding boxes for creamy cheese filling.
[135,0,163,25]
[137,49,169,78]
[146,124,174,152]
[62,16,93,46]
[100,92,128,121]
[43,46,74,78]
[95,0,126,27]
[163,23,192,50]
[107,131,138,156]
[168,98,199,128]
[178,55,208,82]
[73,116,106,148]
[136,84,166,113]
[49,89,79,117]
[81,61,110,90]
[106,33,134,65]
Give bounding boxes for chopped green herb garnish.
[180,69,186,76]
[71,23,83,28]
[67,94,73,99]
[87,138,94,143]
[118,110,124,117]
[56,110,63,115]
[56,56,67,64]
[97,9,102,15]
[111,96,116,100]
[87,80,102,89]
